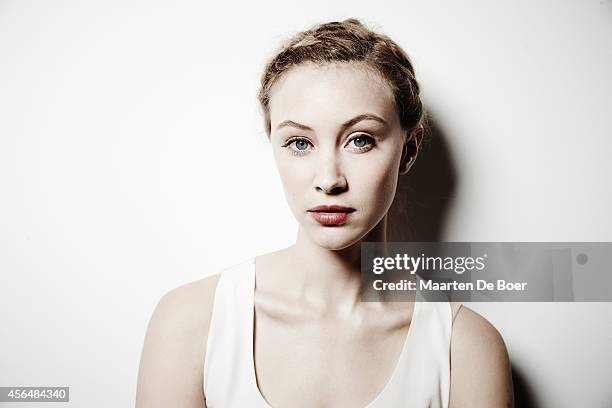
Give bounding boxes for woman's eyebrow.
[276,120,313,131]
[276,113,388,132]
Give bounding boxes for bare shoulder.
[449,304,514,408]
[153,274,221,330]
[135,273,221,408]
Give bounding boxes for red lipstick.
[308,205,355,226]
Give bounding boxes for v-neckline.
[247,256,421,408]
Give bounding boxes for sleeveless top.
[203,258,455,408]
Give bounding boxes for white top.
[203,258,454,407]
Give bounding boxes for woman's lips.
[309,211,352,225]
[307,205,355,226]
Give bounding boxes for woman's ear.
[399,126,424,175]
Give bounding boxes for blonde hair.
[257,18,427,138]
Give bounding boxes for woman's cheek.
[276,157,301,186]
[360,155,397,188]
[369,160,400,210]
[277,160,310,208]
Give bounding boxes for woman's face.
[268,62,409,250]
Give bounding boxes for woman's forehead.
[268,62,399,129]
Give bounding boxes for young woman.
[136,18,514,408]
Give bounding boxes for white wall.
[1,0,610,407]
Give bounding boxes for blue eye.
[294,139,309,150]
[355,138,366,147]
[283,137,313,156]
[347,134,375,151]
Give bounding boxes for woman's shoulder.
[156,255,256,318]
[156,273,222,329]
[450,303,508,357]
[135,273,222,407]
[153,257,255,324]
[448,303,514,407]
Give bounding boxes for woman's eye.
[283,138,313,156]
[347,134,375,151]
[293,139,310,151]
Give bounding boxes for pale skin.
[136,62,514,407]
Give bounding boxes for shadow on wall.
[512,363,541,408]
[387,116,457,242]
[386,116,539,408]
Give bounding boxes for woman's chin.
[307,227,366,251]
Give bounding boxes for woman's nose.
[314,152,347,194]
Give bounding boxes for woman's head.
[258,19,426,250]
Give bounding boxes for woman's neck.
[280,215,388,316]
